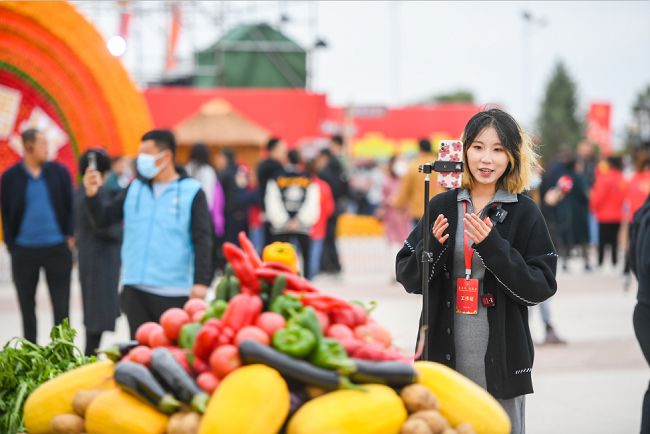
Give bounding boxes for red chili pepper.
[255,268,317,293]
[238,231,264,269]
[193,319,223,361]
[264,261,295,274]
[329,307,358,328]
[223,242,260,293]
[222,293,263,332]
[217,326,235,347]
[300,293,354,312]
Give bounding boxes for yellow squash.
[85,388,169,434]
[287,384,407,434]
[415,361,511,434]
[198,364,290,434]
[24,360,115,434]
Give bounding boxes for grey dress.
[454,188,525,434]
[74,185,122,333]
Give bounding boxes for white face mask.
[136,151,167,179]
[392,160,409,177]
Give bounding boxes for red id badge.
[456,278,479,315]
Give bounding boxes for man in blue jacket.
[83,130,213,339]
[1,129,74,343]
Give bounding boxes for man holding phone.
[83,130,213,339]
[1,129,74,343]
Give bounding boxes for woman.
[396,109,557,433]
[556,154,591,271]
[74,150,122,356]
[589,156,626,268]
[376,156,412,280]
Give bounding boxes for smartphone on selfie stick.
[417,140,464,360]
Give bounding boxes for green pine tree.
[536,61,583,162]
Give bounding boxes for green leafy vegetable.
[0,319,95,434]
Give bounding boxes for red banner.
[586,102,611,156]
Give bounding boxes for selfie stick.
[418,163,433,360]
[418,160,465,361]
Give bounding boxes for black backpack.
[629,194,650,277]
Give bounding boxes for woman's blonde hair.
[459,108,540,194]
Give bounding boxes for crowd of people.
[4,112,650,432]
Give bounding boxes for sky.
[74,1,650,149]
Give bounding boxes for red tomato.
[127,345,152,368]
[135,322,159,346]
[234,326,270,348]
[353,325,375,343]
[192,309,206,323]
[196,372,220,394]
[352,340,387,361]
[191,355,210,375]
[367,322,392,347]
[315,310,330,332]
[327,324,354,341]
[149,325,172,348]
[329,307,357,328]
[209,345,241,379]
[171,349,194,375]
[340,337,363,356]
[184,299,208,318]
[160,308,191,341]
[254,312,286,337]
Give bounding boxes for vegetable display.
[0,320,98,434]
[5,231,510,434]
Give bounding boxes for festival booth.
[173,98,270,169]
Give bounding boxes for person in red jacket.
[589,156,626,267]
[308,158,335,279]
[624,152,650,288]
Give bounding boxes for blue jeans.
[309,238,325,278]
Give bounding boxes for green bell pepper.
[272,324,317,359]
[270,294,303,320]
[178,322,201,350]
[309,337,356,373]
[202,299,228,323]
[289,306,323,343]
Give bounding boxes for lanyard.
[462,201,495,280]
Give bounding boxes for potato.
[305,385,327,399]
[455,422,476,434]
[167,413,186,434]
[50,414,85,434]
[72,390,104,417]
[400,384,440,413]
[410,410,450,434]
[401,418,433,434]
[179,412,201,434]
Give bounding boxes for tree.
[415,90,474,105]
[536,61,583,162]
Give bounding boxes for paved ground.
[0,241,646,433]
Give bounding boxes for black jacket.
[257,158,284,211]
[85,173,213,287]
[396,189,557,399]
[1,161,74,251]
[318,157,349,203]
[633,194,650,306]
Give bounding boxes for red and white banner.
[586,102,611,156]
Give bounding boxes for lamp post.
[521,11,547,128]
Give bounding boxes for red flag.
[118,1,132,40]
[586,103,612,156]
[166,3,181,71]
